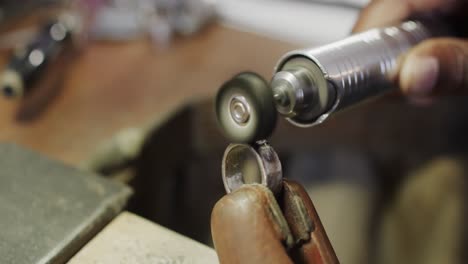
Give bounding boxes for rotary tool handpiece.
[272,20,445,127]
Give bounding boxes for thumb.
[398,38,468,98]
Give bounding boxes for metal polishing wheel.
[216,72,277,143]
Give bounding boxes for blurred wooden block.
[0,143,132,264]
[68,212,219,264]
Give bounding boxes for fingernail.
[401,56,439,96]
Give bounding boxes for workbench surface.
[0,24,293,166]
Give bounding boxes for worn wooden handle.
[211,180,339,264]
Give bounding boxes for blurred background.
[0,0,467,263]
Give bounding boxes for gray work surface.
[69,212,219,264]
[0,143,132,264]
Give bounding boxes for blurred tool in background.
[0,0,217,101]
[0,14,79,99]
[0,0,96,100]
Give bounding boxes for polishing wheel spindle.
[215,72,277,143]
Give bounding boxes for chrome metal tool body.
[272,20,437,127]
[216,20,442,145]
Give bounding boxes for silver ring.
[221,142,282,195]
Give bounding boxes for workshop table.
[0,24,294,166]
